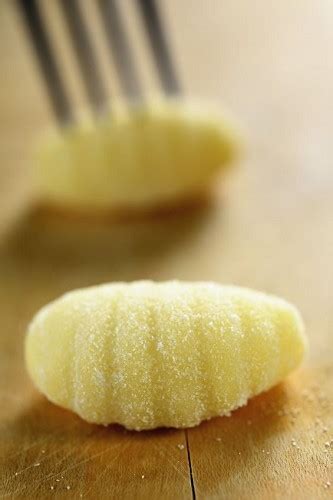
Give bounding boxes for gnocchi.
[35,100,240,211]
[25,281,307,430]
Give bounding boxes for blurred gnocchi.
[25,281,306,430]
[35,100,240,211]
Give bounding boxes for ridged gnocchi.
[35,100,240,211]
[25,281,307,430]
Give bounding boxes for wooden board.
[1,0,333,498]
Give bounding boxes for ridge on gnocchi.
[25,281,307,430]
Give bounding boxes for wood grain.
[1,0,333,498]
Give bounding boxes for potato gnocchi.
[25,281,307,430]
[35,100,240,211]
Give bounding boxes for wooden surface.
[1,0,333,498]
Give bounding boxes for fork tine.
[17,0,73,125]
[58,0,107,114]
[136,0,180,95]
[97,0,142,101]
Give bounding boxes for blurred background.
[1,1,333,497]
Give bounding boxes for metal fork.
[17,0,180,125]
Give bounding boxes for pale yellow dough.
[25,281,307,430]
[35,100,240,210]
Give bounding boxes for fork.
[17,0,181,125]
